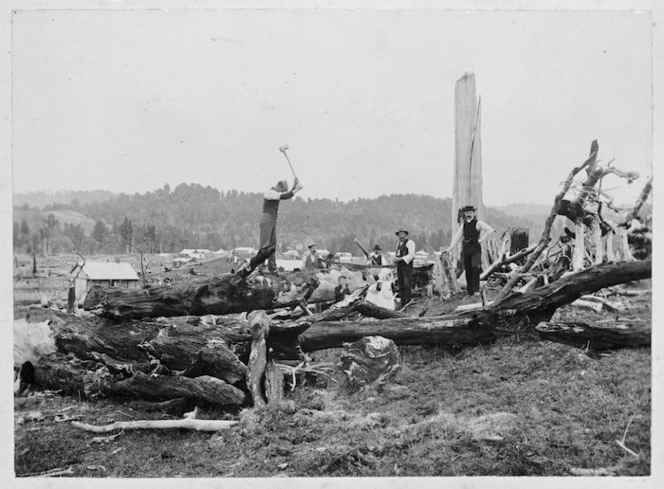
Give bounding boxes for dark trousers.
[259,215,277,271]
[396,264,413,304]
[463,250,482,295]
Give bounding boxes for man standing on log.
[394,230,415,308]
[445,205,494,296]
[260,178,303,272]
[368,245,385,266]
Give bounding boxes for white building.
[72,262,140,302]
[178,249,211,260]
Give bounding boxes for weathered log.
[108,372,245,406]
[83,264,394,320]
[488,260,651,323]
[265,361,285,406]
[31,353,119,400]
[535,321,650,350]
[299,313,496,352]
[17,308,254,370]
[246,311,270,407]
[440,252,461,295]
[355,300,407,319]
[181,347,247,386]
[299,260,651,352]
[128,398,194,417]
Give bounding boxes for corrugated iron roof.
[81,262,139,281]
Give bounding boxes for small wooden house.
[73,262,140,302]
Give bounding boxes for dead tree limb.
[494,141,599,302]
[72,416,238,433]
[622,176,652,224]
[480,244,536,280]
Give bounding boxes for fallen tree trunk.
[299,260,651,351]
[299,313,496,352]
[108,372,245,406]
[19,308,254,368]
[535,321,650,350]
[83,265,401,320]
[488,260,651,323]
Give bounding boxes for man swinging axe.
[259,145,304,273]
[445,205,494,296]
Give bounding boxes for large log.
[488,260,651,323]
[299,313,496,352]
[299,260,651,352]
[108,372,245,406]
[535,321,650,350]
[18,308,254,368]
[83,264,406,320]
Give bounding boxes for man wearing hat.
[302,242,325,269]
[368,244,385,266]
[260,177,304,272]
[445,205,495,296]
[394,230,416,307]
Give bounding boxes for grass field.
[14,310,651,478]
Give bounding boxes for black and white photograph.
[3,0,660,486]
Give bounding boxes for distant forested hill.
[12,184,539,256]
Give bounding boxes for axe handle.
[353,239,370,259]
[280,150,297,179]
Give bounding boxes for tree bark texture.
[535,321,650,350]
[83,263,430,320]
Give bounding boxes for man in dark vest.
[368,245,385,266]
[260,178,303,272]
[394,229,415,308]
[302,242,325,269]
[445,205,494,296]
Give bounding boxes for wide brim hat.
[275,180,288,191]
[395,230,409,236]
[373,245,382,251]
[461,205,477,212]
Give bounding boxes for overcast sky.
[10,7,653,206]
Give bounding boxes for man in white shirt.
[394,230,416,307]
[446,205,494,296]
[260,178,303,272]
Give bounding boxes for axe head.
[279,144,289,153]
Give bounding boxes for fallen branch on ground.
[20,466,76,478]
[72,406,238,434]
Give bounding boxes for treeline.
[13,183,537,256]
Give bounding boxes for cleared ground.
[13,255,651,477]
